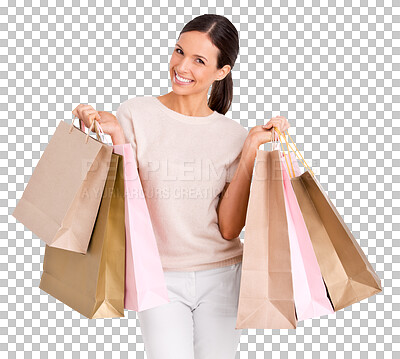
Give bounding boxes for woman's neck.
[157,92,214,117]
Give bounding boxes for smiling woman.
[72,13,289,359]
[125,15,249,359]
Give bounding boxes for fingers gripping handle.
[69,115,112,146]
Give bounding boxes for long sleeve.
[116,99,139,167]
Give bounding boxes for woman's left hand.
[262,115,290,136]
[246,116,291,150]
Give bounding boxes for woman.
[73,14,289,359]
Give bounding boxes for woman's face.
[169,31,230,95]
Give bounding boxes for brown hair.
[179,14,239,115]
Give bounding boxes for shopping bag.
[235,148,297,329]
[280,151,302,176]
[12,117,113,253]
[113,143,169,312]
[39,152,126,319]
[276,129,382,311]
[279,144,334,321]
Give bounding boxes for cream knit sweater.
[116,95,248,271]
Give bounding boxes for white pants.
[137,262,243,359]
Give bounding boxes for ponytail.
[208,71,233,115]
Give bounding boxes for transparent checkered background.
[2,1,398,358]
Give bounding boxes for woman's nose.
[176,58,192,74]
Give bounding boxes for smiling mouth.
[174,70,194,84]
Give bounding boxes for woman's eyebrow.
[175,43,208,62]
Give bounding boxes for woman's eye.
[175,48,205,64]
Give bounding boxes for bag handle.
[79,117,112,145]
[69,115,111,145]
[272,127,315,178]
[284,129,314,176]
[275,128,295,178]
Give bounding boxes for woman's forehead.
[177,32,218,56]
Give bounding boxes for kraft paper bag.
[12,119,113,254]
[113,144,169,312]
[39,153,126,319]
[291,171,382,311]
[235,149,297,329]
[280,154,334,321]
[278,130,382,311]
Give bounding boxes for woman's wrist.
[242,129,274,160]
[110,125,126,145]
[242,137,259,161]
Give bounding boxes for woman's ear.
[216,64,231,81]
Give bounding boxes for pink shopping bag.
[280,151,334,321]
[113,143,169,312]
[80,121,169,312]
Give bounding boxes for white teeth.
[175,71,193,83]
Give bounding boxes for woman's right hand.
[72,104,120,138]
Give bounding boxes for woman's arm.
[217,116,290,240]
[110,124,126,145]
[216,137,263,240]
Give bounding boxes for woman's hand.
[262,115,290,134]
[246,115,291,150]
[72,104,121,138]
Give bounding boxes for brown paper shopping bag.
[235,149,297,329]
[39,152,125,319]
[277,129,382,312]
[12,118,113,253]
